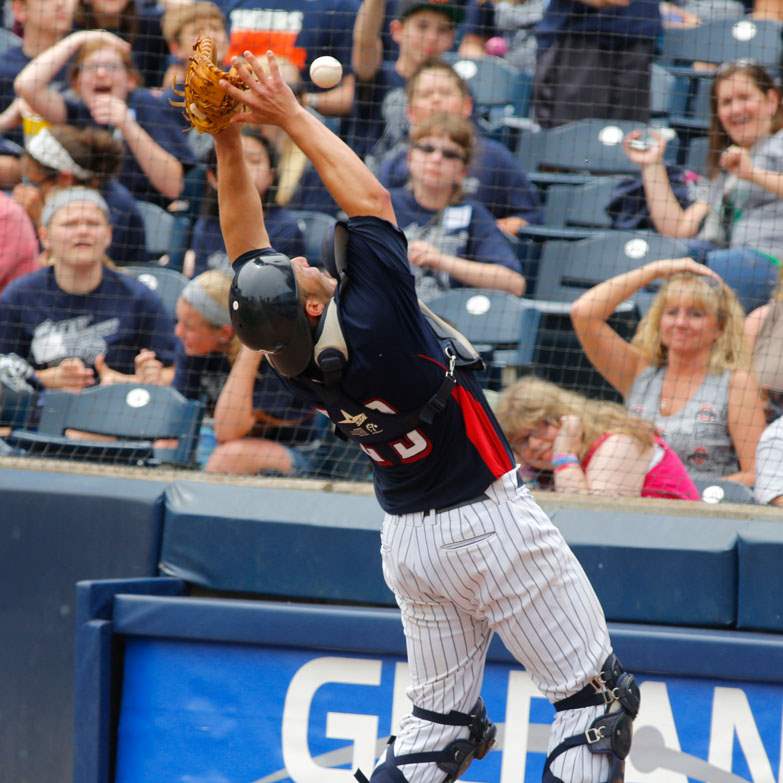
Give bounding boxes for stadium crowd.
[0,0,781,506]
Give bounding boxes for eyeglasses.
[412,142,466,162]
[81,62,125,74]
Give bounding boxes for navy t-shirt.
[341,62,406,161]
[281,216,515,514]
[217,0,358,84]
[103,179,147,265]
[378,136,543,224]
[0,266,176,376]
[536,0,661,50]
[172,346,316,443]
[192,206,306,277]
[390,187,520,301]
[65,89,196,206]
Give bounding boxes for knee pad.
[354,697,497,783]
[543,654,640,783]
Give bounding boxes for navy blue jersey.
[65,89,196,207]
[390,187,520,301]
[341,62,406,161]
[217,0,358,83]
[103,179,147,265]
[378,135,543,224]
[282,216,515,514]
[0,266,176,375]
[173,345,316,443]
[192,207,306,277]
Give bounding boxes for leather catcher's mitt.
[172,35,247,134]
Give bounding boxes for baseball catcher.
[182,46,640,783]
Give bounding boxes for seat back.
[693,477,756,505]
[136,200,175,260]
[686,135,710,176]
[444,54,521,108]
[34,384,203,466]
[521,119,676,177]
[662,18,783,67]
[288,210,337,268]
[124,265,189,320]
[536,231,690,311]
[543,178,622,229]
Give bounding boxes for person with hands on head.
[623,61,783,313]
[14,30,193,205]
[215,48,638,783]
[0,187,175,392]
[571,256,767,486]
[497,375,699,499]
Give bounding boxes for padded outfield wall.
[1,458,782,783]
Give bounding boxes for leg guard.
[543,655,640,783]
[354,698,497,783]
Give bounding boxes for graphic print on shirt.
[227,8,306,67]
[354,398,432,466]
[31,316,120,366]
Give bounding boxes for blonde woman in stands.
[496,376,699,499]
[571,257,766,487]
[623,61,783,314]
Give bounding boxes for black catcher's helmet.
[229,251,313,378]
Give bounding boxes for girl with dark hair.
[623,61,783,313]
[15,124,146,264]
[192,126,305,276]
[15,30,194,207]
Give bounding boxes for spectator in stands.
[160,1,228,91]
[15,29,195,206]
[571,257,767,486]
[375,58,543,235]
[744,265,783,423]
[0,187,175,390]
[192,127,305,276]
[533,0,661,129]
[391,112,525,300]
[753,0,783,19]
[496,375,700,499]
[0,0,75,147]
[0,191,39,293]
[491,0,546,74]
[754,416,783,505]
[170,270,321,474]
[623,61,783,314]
[73,0,169,87]
[346,0,462,158]
[12,125,146,264]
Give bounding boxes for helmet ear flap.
[229,251,314,377]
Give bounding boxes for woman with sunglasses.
[389,112,526,302]
[623,61,783,314]
[571,257,767,486]
[15,29,194,207]
[496,376,699,499]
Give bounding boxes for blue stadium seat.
[516,119,680,187]
[693,477,756,505]
[7,384,204,467]
[288,210,337,268]
[124,265,189,320]
[685,135,710,176]
[534,231,690,313]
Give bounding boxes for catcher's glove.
[172,35,248,134]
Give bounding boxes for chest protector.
[299,223,484,446]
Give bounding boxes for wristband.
[551,453,579,469]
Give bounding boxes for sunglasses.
[412,142,466,162]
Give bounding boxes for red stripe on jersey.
[453,385,513,478]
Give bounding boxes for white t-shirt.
[755,416,783,505]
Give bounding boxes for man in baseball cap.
[395,0,464,25]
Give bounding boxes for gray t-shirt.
[627,366,739,479]
[755,416,783,505]
[696,129,783,259]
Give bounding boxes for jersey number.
[359,399,432,466]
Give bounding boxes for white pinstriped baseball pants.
[378,469,613,783]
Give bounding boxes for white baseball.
[309,56,343,89]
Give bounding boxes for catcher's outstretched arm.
[224,51,395,224]
[214,126,270,261]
